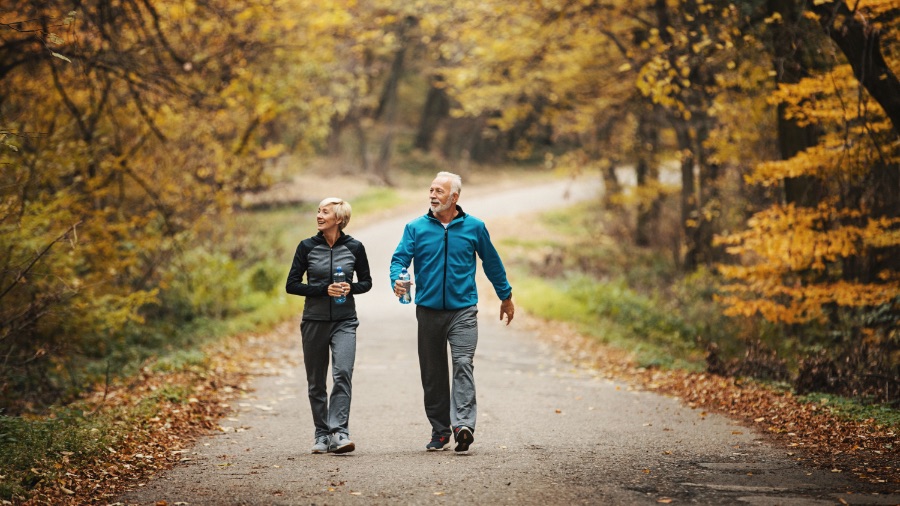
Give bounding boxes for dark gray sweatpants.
[300,318,358,438]
[416,305,478,437]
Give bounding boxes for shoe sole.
[426,444,450,451]
[454,428,473,452]
[311,448,327,454]
[331,442,355,454]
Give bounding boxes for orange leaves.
[747,139,865,187]
[719,0,900,333]
[719,202,896,270]
[718,279,899,323]
[717,200,900,324]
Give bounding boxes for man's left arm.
[475,224,514,325]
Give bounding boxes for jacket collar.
[427,205,467,225]
[315,230,347,244]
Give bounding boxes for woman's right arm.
[286,242,328,297]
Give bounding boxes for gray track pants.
[300,318,358,438]
[416,305,478,437]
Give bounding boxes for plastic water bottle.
[333,266,346,304]
[398,267,412,304]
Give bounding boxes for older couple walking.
[285,171,515,454]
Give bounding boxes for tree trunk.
[372,16,416,184]
[694,116,721,265]
[414,75,450,151]
[769,0,822,207]
[374,126,395,186]
[635,107,661,247]
[327,116,347,157]
[675,121,698,271]
[354,119,370,174]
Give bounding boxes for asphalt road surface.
[117,178,899,505]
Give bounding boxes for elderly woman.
[286,197,372,453]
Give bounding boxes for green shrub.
[249,260,283,293]
[160,249,247,320]
[151,349,209,373]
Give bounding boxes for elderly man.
[390,171,515,452]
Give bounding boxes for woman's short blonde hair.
[319,197,352,230]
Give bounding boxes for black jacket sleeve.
[349,241,373,295]
[285,241,328,297]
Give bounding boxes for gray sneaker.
[329,432,355,454]
[311,435,330,454]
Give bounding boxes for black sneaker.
[425,434,450,451]
[453,426,474,452]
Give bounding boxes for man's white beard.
[431,200,453,213]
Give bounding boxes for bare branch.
[0,221,82,301]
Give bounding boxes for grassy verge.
[497,201,717,370]
[512,272,705,370]
[798,393,900,428]
[498,201,899,431]
[0,347,248,503]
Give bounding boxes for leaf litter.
[525,316,899,490]
[17,321,298,505]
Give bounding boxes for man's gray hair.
[436,171,462,195]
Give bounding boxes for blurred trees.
[2,0,897,410]
[717,0,900,397]
[0,0,337,412]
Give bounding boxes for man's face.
[429,177,456,213]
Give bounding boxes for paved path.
[117,177,898,505]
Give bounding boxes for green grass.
[513,270,705,370]
[501,201,711,371]
[344,186,403,219]
[799,393,900,429]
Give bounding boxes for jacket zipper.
[329,247,334,321]
[442,226,449,309]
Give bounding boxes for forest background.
[1,0,898,501]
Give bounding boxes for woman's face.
[316,204,340,233]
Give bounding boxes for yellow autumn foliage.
[717,1,900,326]
[0,0,366,408]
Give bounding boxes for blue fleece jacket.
[390,205,512,310]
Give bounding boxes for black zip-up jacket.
[286,231,372,321]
